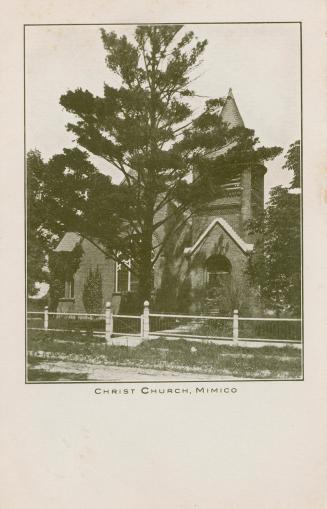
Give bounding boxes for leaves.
[283,140,300,188]
[82,266,103,314]
[26,150,51,295]
[247,141,301,316]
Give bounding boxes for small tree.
[82,267,103,314]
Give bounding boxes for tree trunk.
[137,220,153,306]
[137,259,152,304]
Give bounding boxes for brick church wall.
[57,238,115,314]
[192,207,242,240]
[187,222,251,314]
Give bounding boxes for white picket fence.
[27,301,302,346]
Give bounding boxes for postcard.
[1,1,327,508]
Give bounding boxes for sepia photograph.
[3,3,325,508]
[25,22,302,382]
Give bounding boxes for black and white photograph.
[2,2,327,508]
[25,22,302,382]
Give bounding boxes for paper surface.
[1,1,327,508]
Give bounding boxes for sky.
[25,23,301,202]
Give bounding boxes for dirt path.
[29,359,242,381]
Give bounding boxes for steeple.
[191,87,265,241]
[220,88,244,128]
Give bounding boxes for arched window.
[205,255,231,288]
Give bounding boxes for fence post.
[44,306,48,331]
[140,314,144,338]
[105,302,112,344]
[233,309,239,343]
[143,301,149,340]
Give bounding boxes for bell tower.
[192,88,266,243]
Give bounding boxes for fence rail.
[27,302,302,345]
[149,314,233,340]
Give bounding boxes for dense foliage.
[82,266,103,314]
[26,150,49,295]
[247,140,301,316]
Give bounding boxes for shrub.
[82,266,103,314]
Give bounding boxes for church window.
[65,278,74,299]
[130,270,139,293]
[115,260,138,293]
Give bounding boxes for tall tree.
[247,140,301,316]
[32,25,282,303]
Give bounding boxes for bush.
[83,266,103,313]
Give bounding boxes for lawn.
[27,330,302,381]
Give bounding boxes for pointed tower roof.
[220,88,244,128]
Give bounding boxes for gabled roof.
[183,217,253,256]
[54,232,81,252]
[220,88,244,128]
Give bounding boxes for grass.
[27,329,302,381]
[28,368,88,381]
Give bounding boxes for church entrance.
[204,255,232,315]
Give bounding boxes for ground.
[27,330,302,382]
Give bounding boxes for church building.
[54,89,265,316]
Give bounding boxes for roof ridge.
[54,232,81,252]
